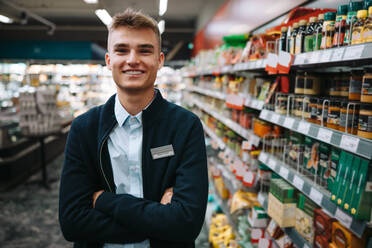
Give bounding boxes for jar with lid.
[275,93,288,115]
[361,67,372,103]
[320,12,336,50]
[326,99,341,130]
[294,95,304,117]
[339,101,360,134]
[351,10,368,44]
[290,22,299,54]
[358,103,372,139]
[302,97,311,119]
[344,1,364,45]
[295,72,305,94]
[333,4,348,47]
[339,72,350,98]
[295,20,307,54]
[317,98,329,126]
[330,74,341,97]
[307,97,319,123]
[363,6,372,43]
[349,70,363,101]
[304,73,320,95]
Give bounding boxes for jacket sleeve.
[59,119,146,243]
[95,117,209,242]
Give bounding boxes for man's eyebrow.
[113,43,129,49]
[138,44,154,49]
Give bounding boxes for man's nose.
[127,50,139,65]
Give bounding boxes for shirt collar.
[114,90,157,126]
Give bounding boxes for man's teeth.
[125,71,143,75]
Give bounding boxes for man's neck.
[117,88,155,116]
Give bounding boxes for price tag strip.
[279,166,289,179]
[293,175,304,191]
[317,128,333,143]
[340,135,360,153]
[310,187,323,206]
[335,208,353,229]
[284,117,295,129]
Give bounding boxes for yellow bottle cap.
[310,17,318,23]
[369,7,372,15]
[293,22,299,28]
[332,195,336,200]
[351,208,356,214]
[357,10,367,18]
[337,199,341,204]
[318,13,325,20]
[344,203,349,210]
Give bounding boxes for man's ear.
[158,52,165,70]
[105,52,112,70]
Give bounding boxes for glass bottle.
[333,4,348,47]
[320,12,336,50]
[313,13,324,51]
[279,26,288,52]
[352,9,368,44]
[295,20,307,54]
[304,17,317,52]
[290,22,299,54]
[344,1,364,45]
[363,6,372,43]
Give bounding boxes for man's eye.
[140,49,152,54]
[116,49,128,53]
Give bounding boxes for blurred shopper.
[59,8,208,248]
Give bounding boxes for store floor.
[0,154,209,248]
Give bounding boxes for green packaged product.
[337,155,359,207]
[350,158,372,220]
[328,147,341,192]
[318,142,331,180]
[270,178,296,203]
[331,151,352,203]
[343,156,361,212]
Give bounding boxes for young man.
[59,8,208,248]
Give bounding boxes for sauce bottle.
[295,20,307,54]
[279,26,288,52]
[352,10,368,44]
[304,17,317,52]
[290,22,299,54]
[320,12,336,50]
[313,14,324,50]
[333,4,348,47]
[363,6,372,43]
[344,1,364,45]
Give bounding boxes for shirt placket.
[128,117,141,198]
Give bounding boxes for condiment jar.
[304,73,320,95]
[307,97,319,123]
[295,72,305,94]
[317,98,329,126]
[339,101,360,134]
[339,72,350,99]
[357,103,372,139]
[361,68,372,103]
[275,94,288,115]
[327,99,341,130]
[349,70,363,101]
[351,9,368,44]
[362,6,372,43]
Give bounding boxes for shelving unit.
[258,151,368,238]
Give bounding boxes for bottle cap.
[337,4,348,15]
[357,9,367,18]
[324,11,336,21]
[299,19,307,26]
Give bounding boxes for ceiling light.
[95,9,112,26]
[0,14,13,24]
[159,0,168,16]
[158,20,165,34]
[84,0,98,3]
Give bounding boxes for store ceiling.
[0,0,225,63]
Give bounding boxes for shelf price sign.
[340,135,360,153]
[298,121,311,134]
[284,117,295,129]
[317,128,333,143]
[279,166,289,179]
[335,208,353,228]
[344,45,364,60]
[310,187,323,206]
[332,47,345,61]
[293,175,304,191]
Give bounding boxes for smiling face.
[105,26,164,94]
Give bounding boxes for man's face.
[105,26,164,93]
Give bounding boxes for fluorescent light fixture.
[158,20,165,34]
[84,0,98,3]
[95,9,112,26]
[0,14,13,24]
[159,0,168,16]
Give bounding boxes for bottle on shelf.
[333,4,348,47]
[304,16,318,52]
[279,26,288,52]
[320,12,336,50]
[352,9,368,44]
[295,19,307,54]
[313,13,325,50]
[363,6,372,42]
[289,22,299,54]
[344,1,364,46]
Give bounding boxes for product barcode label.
[332,47,345,61]
[293,175,304,191]
[298,121,311,134]
[284,117,295,129]
[279,166,289,179]
[317,128,333,143]
[340,135,360,153]
[310,188,323,205]
[335,208,352,228]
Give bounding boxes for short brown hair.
[108,8,161,50]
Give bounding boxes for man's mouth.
[123,70,145,75]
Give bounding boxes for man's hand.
[93,190,104,208]
[160,187,173,205]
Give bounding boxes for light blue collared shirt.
[104,94,151,248]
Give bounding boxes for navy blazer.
[59,90,208,248]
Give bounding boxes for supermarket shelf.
[258,151,368,238]
[194,98,261,143]
[201,122,226,150]
[292,43,372,68]
[258,192,313,248]
[188,86,226,100]
[259,109,372,160]
[244,95,265,110]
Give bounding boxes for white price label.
[267,53,278,68]
[317,128,333,143]
[298,121,311,134]
[271,113,281,123]
[309,51,321,63]
[335,208,353,228]
[256,101,265,110]
[293,175,304,191]
[268,158,277,169]
[344,45,364,60]
[279,166,289,179]
[340,135,360,153]
[260,109,270,120]
[278,50,292,67]
[332,47,345,61]
[310,188,323,205]
[245,98,252,107]
[295,54,306,64]
[259,152,268,163]
[320,49,333,62]
[284,117,295,129]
